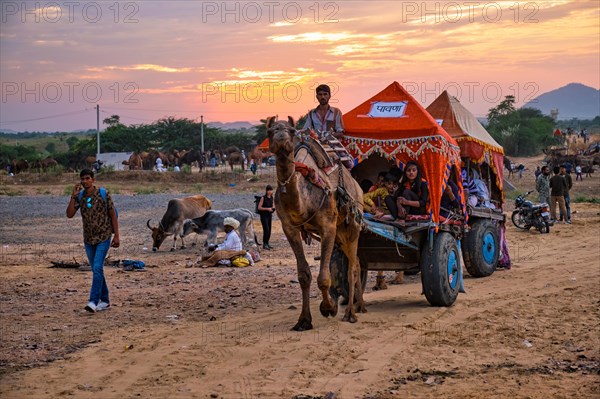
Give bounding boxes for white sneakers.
[84,301,97,312]
[84,301,110,312]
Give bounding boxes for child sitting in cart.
[363,174,397,219]
[385,161,429,222]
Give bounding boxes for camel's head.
[266,116,296,157]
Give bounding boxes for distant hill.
[522,83,600,120]
[208,121,256,130]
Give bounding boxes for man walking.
[536,165,551,205]
[66,169,120,312]
[549,166,568,224]
[559,165,572,223]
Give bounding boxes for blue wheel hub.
[447,249,458,289]
[482,232,496,264]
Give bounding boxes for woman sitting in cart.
[385,161,429,221]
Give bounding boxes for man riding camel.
[302,84,353,168]
[303,84,345,139]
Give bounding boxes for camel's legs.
[281,223,313,331]
[341,239,362,323]
[317,227,338,318]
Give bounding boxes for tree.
[45,142,56,154]
[66,136,79,149]
[487,97,558,156]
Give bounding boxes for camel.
[267,116,366,331]
[228,151,245,171]
[249,147,270,165]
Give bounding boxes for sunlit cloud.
[34,40,77,46]
[268,31,365,43]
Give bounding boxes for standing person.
[257,185,276,250]
[536,165,551,205]
[575,164,583,181]
[534,166,542,179]
[549,166,568,224]
[66,169,119,313]
[517,164,524,179]
[303,84,344,139]
[559,165,573,223]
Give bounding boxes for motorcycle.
[91,160,104,173]
[511,191,551,233]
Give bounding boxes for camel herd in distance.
[6,146,273,174]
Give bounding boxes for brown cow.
[147,194,213,251]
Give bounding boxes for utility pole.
[96,104,100,159]
[200,115,204,152]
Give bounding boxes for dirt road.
[0,192,598,398]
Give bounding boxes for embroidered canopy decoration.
[426,90,505,204]
[342,82,462,224]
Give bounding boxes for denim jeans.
[560,194,571,221]
[84,238,111,305]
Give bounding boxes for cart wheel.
[462,219,499,277]
[329,249,367,303]
[420,232,460,306]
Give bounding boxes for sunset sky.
[1,0,598,132]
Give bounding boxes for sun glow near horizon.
[0,0,598,131]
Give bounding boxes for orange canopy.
[426,90,505,203]
[258,137,270,150]
[342,82,462,224]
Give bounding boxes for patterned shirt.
[303,106,344,133]
[74,187,115,245]
[536,174,551,198]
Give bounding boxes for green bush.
[573,196,600,204]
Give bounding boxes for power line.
[0,108,92,125]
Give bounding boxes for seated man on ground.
[198,217,254,267]
[385,161,429,221]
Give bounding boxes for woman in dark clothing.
[440,180,460,218]
[385,161,429,220]
[257,185,275,250]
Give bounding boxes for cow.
[181,208,259,247]
[147,194,212,251]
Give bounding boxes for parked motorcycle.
[511,191,551,233]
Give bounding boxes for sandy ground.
[0,170,599,399]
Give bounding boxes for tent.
[257,137,270,151]
[342,82,462,224]
[426,90,504,202]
